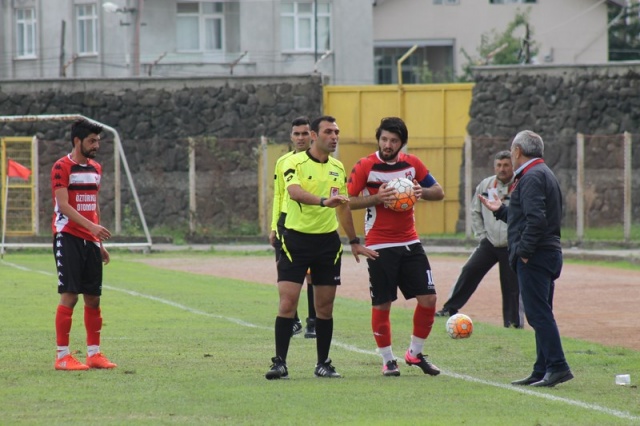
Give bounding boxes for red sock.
[371,308,392,348]
[55,305,74,347]
[84,306,102,347]
[413,305,435,339]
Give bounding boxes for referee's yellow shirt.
[271,150,295,232]
[282,150,347,234]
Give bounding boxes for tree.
[459,9,539,81]
[608,2,640,61]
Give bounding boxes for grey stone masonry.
[0,75,323,235]
[464,63,640,231]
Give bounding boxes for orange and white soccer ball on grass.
[384,178,417,212]
[446,313,473,339]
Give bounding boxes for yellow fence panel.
[1,137,36,236]
[324,83,473,235]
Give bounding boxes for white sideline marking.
[3,260,638,422]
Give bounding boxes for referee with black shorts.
[265,115,378,380]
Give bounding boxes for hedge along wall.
[465,63,640,233]
[0,75,323,236]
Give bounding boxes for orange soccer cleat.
[55,354,90,371]
[86,352,117,369]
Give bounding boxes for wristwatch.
[319,197,327,207]
[349,237,360,245]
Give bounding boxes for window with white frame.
[176,1,224,52]
[15,8,37,58]
[281,2,331,53]
[76,4,98,55]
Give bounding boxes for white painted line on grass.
[3,259,638,422]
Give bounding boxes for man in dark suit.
[479,130,573,388]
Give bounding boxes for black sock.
[275,316,294,361]
[315,317,333,364]
[307,284,316,319]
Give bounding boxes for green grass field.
[1,252,639,425]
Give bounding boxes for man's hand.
[478,192,502,212]
[100,245,110,265]
[269,230,277,247]
[350,244,378,263]
[89,223,111,241]
[323,194,349,208]
[376,183,397,205]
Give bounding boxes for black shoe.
[530,370,574,387]
[314,359,342,378]
[382,359,400,377]
[265,356,288,380]
[404,350,440,376]
[304,318,316,339]
[511,373,544,386]
[292,320,303,336]
[435,308,457,317]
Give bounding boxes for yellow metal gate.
[1,137,37,236]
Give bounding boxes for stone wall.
[0,75,323,236]
[465,63,640,231]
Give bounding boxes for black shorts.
[277,229,342,286]
[367,243,436,306]
[53,232,103,296]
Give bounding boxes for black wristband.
[349,237,360,245]
[319,197,327,207]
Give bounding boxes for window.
[15,8,37,58]
[281,2,331,52]
[177,1,224,52]
[76,4,98,55]
[374,45,454,84]
[490,0,536,4]
[433,0,460,4]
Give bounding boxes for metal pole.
[464,135,472,239]
[114,128,121,234]
[189,137,196,234]
[396,45,418,118]
[623,131,631,242]
[32,135,39,235]
[576,133,584,243]
[261,136,269,236]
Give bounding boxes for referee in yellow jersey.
[265,115,378,380]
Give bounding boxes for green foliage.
[0,253,639,425]
[460,8,539,81]
[609,2,640,61]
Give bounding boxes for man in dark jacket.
[479,130,573,388]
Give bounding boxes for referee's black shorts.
[53,232,103,295]
[277,228,342,286]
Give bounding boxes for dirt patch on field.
[138,253,640,351]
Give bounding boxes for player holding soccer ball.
[348,117,444,377]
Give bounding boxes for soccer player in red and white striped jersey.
[51,119,116,371]
[348,117,444,377]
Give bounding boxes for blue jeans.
[516,250,569,375]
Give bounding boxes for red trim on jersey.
[51,155,102,242]
[347,151,429,247]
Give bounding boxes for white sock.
[409,335,426,356]
[87,345,100,357]
[57,346,70,359]
[378,345,395,364]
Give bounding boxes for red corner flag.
[7,159,31,181]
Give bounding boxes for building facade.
[372,0,624,83]
[0,0,374,84]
